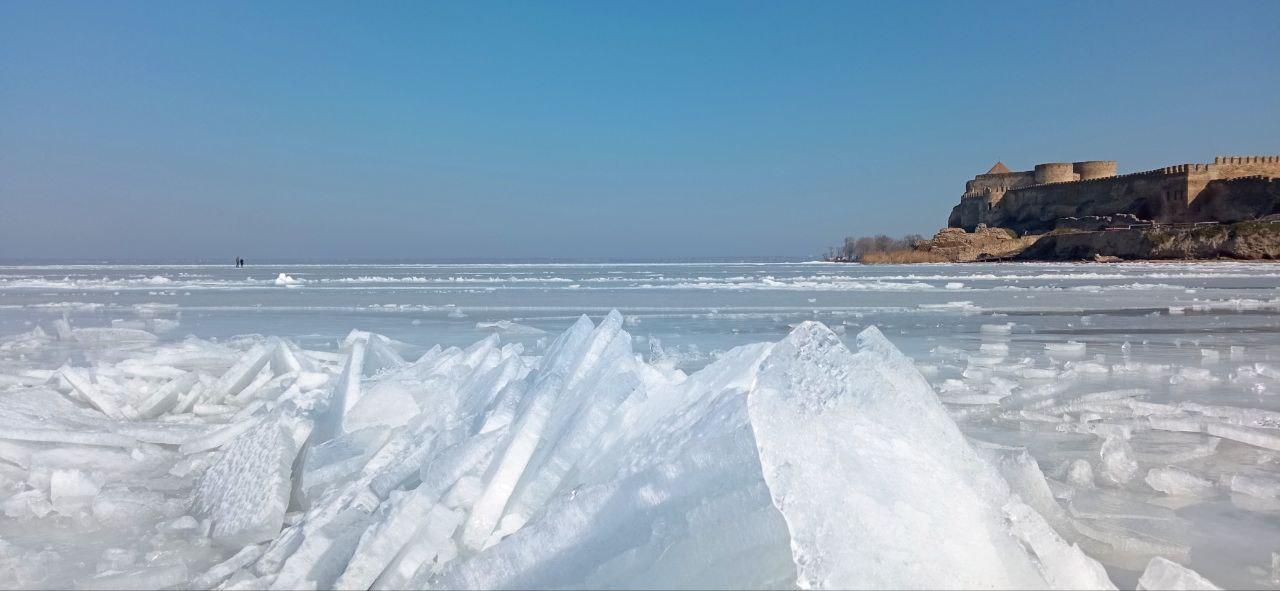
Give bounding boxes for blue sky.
[2,1,1278,260]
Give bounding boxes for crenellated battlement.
[1217,174,1278,182]
[1158,164,1211,174]
[961,186,1011,200]
[1215,156,1280,164]
[1006,165,1184,191]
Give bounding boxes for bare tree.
[828,233,928,261]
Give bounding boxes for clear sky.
[2,1,1278,261]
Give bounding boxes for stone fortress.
[949,156,1280,234]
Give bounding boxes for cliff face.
[1016,221,1280,261]
[914,227,1041,262]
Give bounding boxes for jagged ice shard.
[0,309,1134,589]
[749,323,1113,589]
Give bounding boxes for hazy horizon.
[3,0,1278,260]
[0,255,816,265]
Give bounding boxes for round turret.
[1073,160,1117,180]
[1034,162,1076,184]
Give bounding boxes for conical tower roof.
[986,161,1011,174]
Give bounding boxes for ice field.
[2,261,1280,589]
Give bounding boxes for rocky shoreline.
[839,221,1280,263]
[1017,220,1280,262]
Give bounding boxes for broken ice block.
[77,564,188,590]
[748,323,1114,589]
[1145,467,1216,498]
[1227,473,1280,499]
[313,339,365,441]
[1099,435,1139,487]
[1046,341,1087,356]
[58,366,127,420]
[207,345,273,404]
[49,469,100,514]
[134,372,197,419]
[1205,422,1280,452]
[1136,556,1221,590]
[1069,459,1096,489]
[192,414,313,546]
[190,544,265,589]
[981,322,1014,334]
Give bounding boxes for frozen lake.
[2,261,1280,589]
[5,260,1280,362]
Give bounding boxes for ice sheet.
[2,260,1279,589]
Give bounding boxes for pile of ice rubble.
[0,312,1231,590]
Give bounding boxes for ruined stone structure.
[915,226,1040,262]
[948,156,1280,234]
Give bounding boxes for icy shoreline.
[0,311,1254,589]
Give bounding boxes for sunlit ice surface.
[0,260,1278,589]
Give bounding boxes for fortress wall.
[1214,156,1280,165]
[1186,157,1280,209]
[1188,176,1280,223]
[954,171,1038,229]
[991,170,1190,233]
[1034,163,1078,184]
[1073,160,1117,180]
[965,171,1035,197]
[1028,165,1192,187]
[948,197,990,230]
[949,157,1280,233]
[1206,156,1280,179]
